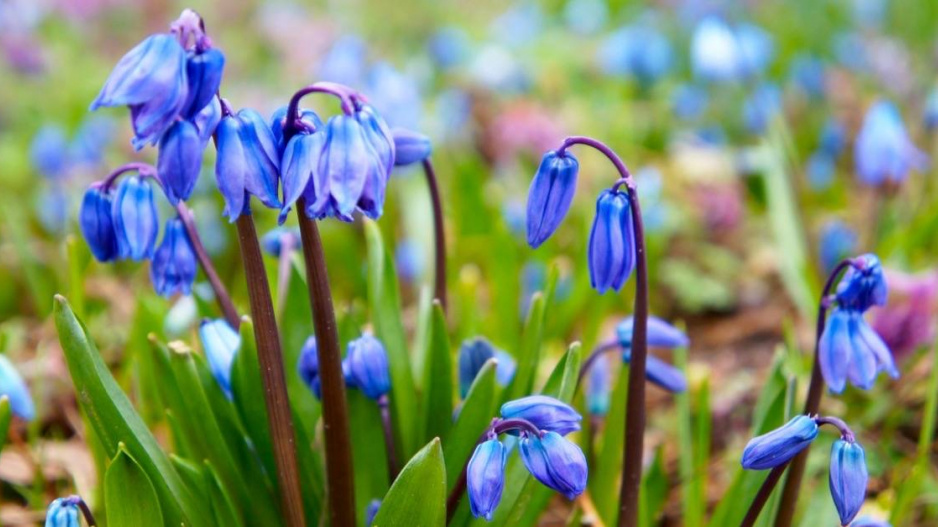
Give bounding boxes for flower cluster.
[468,396,587,520]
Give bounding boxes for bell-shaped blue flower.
[519,431,588,500]
[280,129,328,224]
[192,97,222,144]
[182,48,225,119]
[623,350,687,393]
[854,100,927,186]
[30,125,68,179]
[158,120,203,205]
[819,308,898,394]
[214,108,282,220]
[90,34,189,149]
[587,354,611,416]
[500,395,581,436]
[588,189,635,293]
[270,106,324,154]
[199,319,240,399]
[835,254,887,311]
[150,217,197,297]
[297,336,322,399]
[392,128,432,167]
[617,315,689,349]
[0,354,35,421]
[830,440,868,526]
[304,114,372,221]
[79,186,119,262]
[44,497,81,527]
[344,334,391,400]
[467,438,507,520]
[111,176,159,261]
[526,150,579,248]
[741,415,819,470]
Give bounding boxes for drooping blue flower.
[820,118,847,158]
[588,189,636,293]
[270,105,324,154]
[743,83,781,134]
[199,319,240,399]
[526,150,579,248]
[309,115,373,221]
[428,27,471,70]
[214,108,282,220]
[343,334,391,400]
[587,354,611,416]
[854,100,927,186]
[30,125,68,179]
[0,354,35,421]
[597,25,673,85]
[111,176,160,261]
[830,439,868,526]
[297,336,322,399]
[616,315,689,349]
[182,48,225,119]
[354,104,395,218]
[280,126,328,224]
[392,128,432,167]
[150,217,197,297]
[518,431,588,500]
[467,438,507,520]
[44,497,81,527]
[500,395,581,436]
[819,308,898,393]
[364,499,381,526]
[90,34,189,149]
[807,151,836,191]
[741,415,819,470]
[79,186,119,262]
[158,120,203,205]
[836,254,887,311]
[563,0,608,35]
[623,349,687,393]
[691,17,743,83]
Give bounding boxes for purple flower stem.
[814,415,856,442]
[422,158,448,311]
[378,394,400,483]
[284,83,355,138]
[64,496,97,526]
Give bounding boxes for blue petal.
[526,150,579,248]
[158,120,203,205]
[830,440,868,526]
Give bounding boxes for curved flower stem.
[814,415,856,442]
[74,497,97,526]
[99,162,155,191]
[576,340,621,390]
[175,203,239,328]
[422,158,448,310]
[377,394,400,483]
[558,136,647,527]
[740,462,790,527]
[773,258,855,527]
[284,83,355,138]
[235,212,306,527]
[295,202,357,527]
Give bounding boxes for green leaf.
[420,301,454,444]
[639,447,668,527]
[365,220,418,457]
[373,438,447,527]
[675,346,706,527]
[443,360,498,490]
[0,396,10,455]
[591,361,629,525]
[53,295,209,527]
[504,267,556,402]
[105,445,164,527]
[279,263,322,435]
[349,389,390,525]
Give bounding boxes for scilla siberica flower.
[588,188,636,293]
[44,496,81,527]
[297,336,321,399]
[0,354,35,421]
[741,415,819,470]
[199,319,240,399]
[519,431,588,499]
[854,100,927,186]
[458,338,517,397]
[467,438,507,520]
[158,120,203,205]
[111,176,160,261]
[391,128,432,167]
[830,439,868,525]
[215,108,282,220]
[343,334,391,400]
[526,150,579,248]
[500,395,581,436]
[150,217,197,297]
[79,185,119,262]
[617,315,689,392]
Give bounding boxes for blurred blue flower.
[741,415,819,470]
[563,0,608,35]
[807,151,836,190]
[458,338,515,397]
[743,83,781,134]
[788,54,826,98]
[852,0,888,28]
[366,62,422,130]
[854,100,927,186]
[925,87,938,131]
[518,431,587,500]
[467,438,507,520]
[36,186,69,235]
[428,27,471,70]
[111,176,160,261]
[819,221,858,274]
[0,354,35,421]
[820,118,847,158]
[158,120,203,205]
[597,25,673,85]
[830,439,868,526]
[199,319,240,398]
[344,334,391,400]
[671,84,708,121]
[365,500,381,526]
[819,308,898,393]
[44,497,81,527]
[490,2,544,48]
[214,108,282,220]
[79,186,119,262]
[318,114,383,221]
[736,23,774,78]
[298,336,321,399]
[500,395,581,436]
[150,217,197,297]
[587,354,611,416]
[270,105,324,155]
[589,189,636,294]
[468,45,530,93]
[260,227,301,258]
[30,125,68,179]
[395,239,424,282]
[317,35,367,88]
[391,128,432,167]
[527,150,579,248]
[69,116,116,169]
[494,351,517,386]
[502,199,526,238]
[691,17,743,82]
[354,104,395,217]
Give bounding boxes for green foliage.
[373,438,447,527]
[105,445,164,527]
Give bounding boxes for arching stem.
[422,158,448,310]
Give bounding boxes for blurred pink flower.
[871,269,938,360]
[488,103,563,165]
[693,182,743,234]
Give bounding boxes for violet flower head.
[500,395,581,436]
[526,150,579,248]
[298,336,321,399]
[616,315,689,349]
[519,431,588,500]
[588,188,636,293]
[741,415,819,470]
[181,47,225,119]
[150,217,197,297]
[854,100,927,186]
[44,496,81,527]
[819,308,898,394]
[111,176,160,261]
[457,338,516,397]
[871,269,938,360]
[836,254,888,312]
[391,128,432,167]
[199,319,240,399]
[830,439,868,526]
[343,334,391,400]
[0,354,35,421]
[467,438,507,521]
[214,108,282,220]
[157,120,203,205]
[79,185,119,262]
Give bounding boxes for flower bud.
[150,217,197,297]
[158,120,203,204]
[467,438,507,520]
[836,254,887,311]
[500,395,581,436]
[391,128,432,166]
[182,48,225,118]
[526,150,579,248]
[314,115,373,221]
[519,432,588,500]
[297,336,321,399]
[0,354,35,421]
[623,350,687,393]
[280,130,327,224]
[741,415,818,470]
[616,316,689,349]
[79,186,119,262]
[44,497,81,527]
[199,319,240,399]
[214,108,282,220]
[458,338,496,397]
[111,176,160,261]
[343,334,391,400]
[855,100,927,186]
[588,189,636,293]
[830,439,868,526]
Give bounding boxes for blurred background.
[1,0,938,525]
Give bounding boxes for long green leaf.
[105,445,164,527]
[350,389,390,526]
[639,447,668,527]
[373,438,447,527]
[443,360,498,491]
[504,267,557,403]
[592,361,629,525]
[421,301,454,444]
[0,396,10,455]
[676,346,704,527]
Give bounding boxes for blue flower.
[182,48,225,119]
[458,338,515,397]
[343,334,391,400]
[392,128,432,167]
[0,354,35,421]
[79,186,119,262]
[354,104,395,218]
[261,227,301,257]
[280,126,328,224]
[150,217,197,297]
[297,336,321,399]
[691,18,743,82]
[616,315,689,349]
[111,176,160,261]
[743,83,781,134]
[192,97,222,144]
[741,415,819,470]
[317,35,367,88]
[925,88,938,131]
[588,189,635,293]
[819,308,898,394]
[597,25,672,85]
[500,395,581,436]
[90,34,189,149]
[623,350,687,393]
[587,354,611,416]
[307,115,374,221]
[788,54,826,98]
[820,119,847,158]
[214,108,282,220]
[199,319,240,398]
[819,221,858,274]
[69,116,116,168]
[158,120,203,205]
[830,440,868,526]
[395,239,424,282]
[494,351,517,387]
[836,254,887,311]
[526,150,579,248]
[519,431,587,500]
[854,100,927,186]
[671,84,708,121]
[467,438,507,520]
[44,497,81,527]
[807,151,836,191]
[30,125,68,179]
[365,499,381,526]
[736,23,774,78]
[428,27,471,70]
[270,105,324,155]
